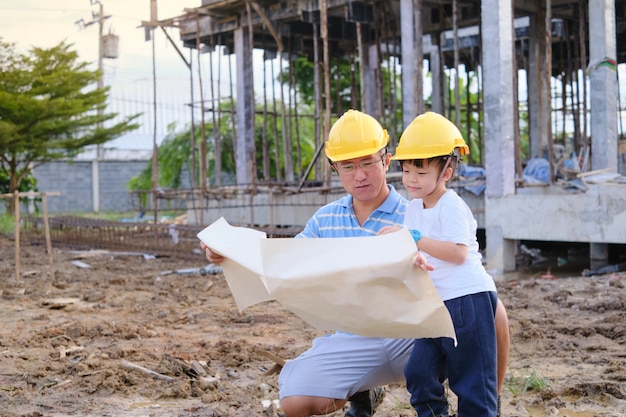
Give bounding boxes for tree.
[0,39,140,212]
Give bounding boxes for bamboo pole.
[41,192,56,286]
[321,0,332,185]
[14,191,20,285]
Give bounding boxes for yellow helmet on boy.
[392,111,469,160]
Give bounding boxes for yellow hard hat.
[325,109,389,162]
[392,111,469,160]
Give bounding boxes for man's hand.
[200,242,225,264]
[378,225,401,235]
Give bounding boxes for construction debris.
[71,260,91,269]
[160,264,222,276]
[42,297,81,309]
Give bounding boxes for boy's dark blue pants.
[405,291,498,417]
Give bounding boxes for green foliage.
[517,108,530,160]
[128,124,195,197]
[128,100,319,197]
[287,55,404,121]
[0,214,15,235]
[0,168,37,194]
[505,368,549,395]
[289,57,316,105]
[389,395,412,410]
[446,72,484,165]
[253,102,317,181]
[0,38,140,206]
[0,163,39,212]
[127,111,238,197]
[288,56,357,112]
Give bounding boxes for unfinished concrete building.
[147,0,626,274]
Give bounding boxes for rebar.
[21,215,300,261]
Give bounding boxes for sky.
[0,0,235,152]
[3,2,625,154]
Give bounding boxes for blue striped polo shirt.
[297,185,408,238]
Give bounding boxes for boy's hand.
[377,227,433,271]
[414,251,434,271]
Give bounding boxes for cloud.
[1,1,198,150]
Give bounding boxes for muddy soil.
[0,235,624,417]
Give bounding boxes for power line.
[0,7,91,12]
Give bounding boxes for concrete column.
[590,242,609,271]
[588,0,617,267]
[481,0,517,273]
[430,38,444,114]
[527,9,552,159]
[92,160,100,212]
[400,0,417,127]
[362,44,380,119]
[589,0,618,172]
[234,27,255,185]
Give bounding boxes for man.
[202,109,510,417]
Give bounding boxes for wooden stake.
[14,191,20,286]
[0,191,61,287]
[42,193,56,286]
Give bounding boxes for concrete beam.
[485,185,626,244]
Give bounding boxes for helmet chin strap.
[436,156,452,186]
[436,150,461,186]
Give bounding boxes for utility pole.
[75,1,114,212]
[76,0,111,159]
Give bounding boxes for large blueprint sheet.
[198,217,455,341]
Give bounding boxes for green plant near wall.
[0,214,15,235]
[127,122,198,208]
[0,167,39,213]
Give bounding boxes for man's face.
[333,150,390,203]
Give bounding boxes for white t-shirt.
[404,189,497,301]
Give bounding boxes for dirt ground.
[0,234,625,417]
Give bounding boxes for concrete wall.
[32,160,148,214]
[189,177,487,231]
[187,185,343,229]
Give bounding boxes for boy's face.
[401,159,445,200]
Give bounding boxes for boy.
[383,111,499,416]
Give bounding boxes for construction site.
[4,3,626,417]
[23,0,626,274]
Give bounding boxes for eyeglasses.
[334,153,385,175]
